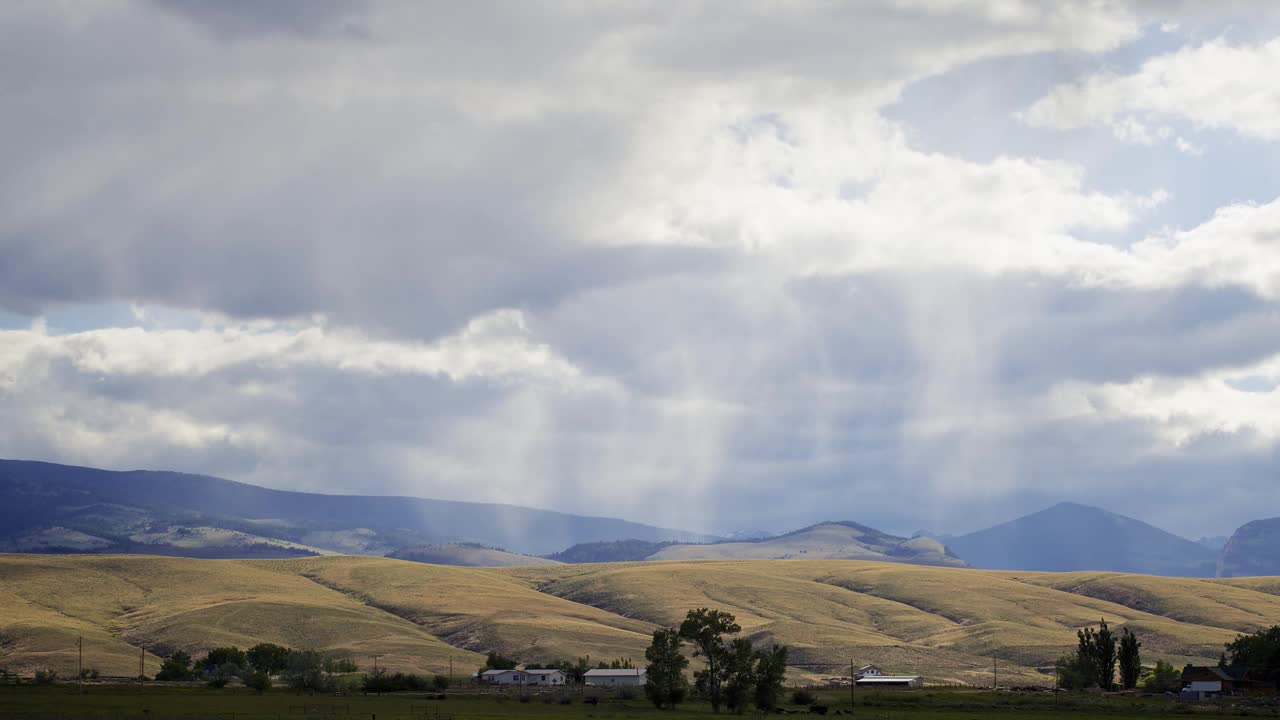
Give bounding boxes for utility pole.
[449,656,453,684]
[139,647,145,680]
[849,659,855,710]
[372,654,382,673]
[78,636,83,694]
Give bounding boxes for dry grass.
[2,554,1277,687]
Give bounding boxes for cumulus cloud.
[2,2,1279,538]
[1023,36,1280,141]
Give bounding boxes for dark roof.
[1181,666,1252,683]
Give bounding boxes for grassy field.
[2,554,1279,686]
[2,684,1278,720]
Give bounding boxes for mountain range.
[1,459,1274,578]
[0,459,713,557]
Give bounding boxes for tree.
[1117,627,1142,690]
[207,662,241,689]
[752,644,788,713]
[201,647,247,675]
[1140,660,1181,694]
[1077,619,1117,691]
[283,650,329,693]
[722,638,757,713]
[247,643,291,675]
[679,608,741,713]
[244,670,272,694]
[1054,654,1092,690]
[644,628,689,710]
[156,651,195,681]
[481,651,518,671]
[558,657,590,684]
[1225,625,1280,690]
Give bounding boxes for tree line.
[1056,621,1280,694]
[149,643,447,695]
[645,607,789,714]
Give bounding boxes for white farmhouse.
[584,668,647,687]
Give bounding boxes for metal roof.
[585,668,645,676]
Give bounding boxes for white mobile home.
[584,668,646,687]
[523,669,567,686]
[478,669,527,686]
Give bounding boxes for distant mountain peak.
[948,501,1217,577]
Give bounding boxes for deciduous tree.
[644,628,689,710]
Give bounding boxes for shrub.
[34,670,58,685]
[322,655,359,674]
[791,688,816,705]
[518,693,532,703]
[244,671,272,694]
[207,662,241,688]
[156,651,196,681]
[79,667,100,680]
[432,674,450,690]
[559,696,573,705]
[617,686,637,700]
[361,669,435,693]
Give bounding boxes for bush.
[156,651,196,681]
[284,650,331,693]
[559,696,573,705]
[244,671,272,694]
[518,693,532,703]
[791,689,816,705]
[34,670,58,685]
[361,669,435,693]
[617,686,637,700]
[206,662,241,688]
[432,674,450,691]
[78,667,100,680]
[322,655,359,674]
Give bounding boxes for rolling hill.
[646,522,967,566]
[0,459,714,557]
[2,553,1272,686]
[1219,518,1280,578]
[947,503,1219,577]
[387,543,561,567]
[549,523,966,567]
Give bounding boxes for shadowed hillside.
[0,459,714,557]
[3,554,1274,685]
[1219,518,1280,578]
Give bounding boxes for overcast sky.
[2,1,1279,538]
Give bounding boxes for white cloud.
[0,308,588,386]
[1024,36,1280,141]
[2,2,1280,537]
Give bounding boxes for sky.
[2,1,1279,539]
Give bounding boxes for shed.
[585,668,647,687]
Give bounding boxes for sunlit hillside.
[1,554,1275,685]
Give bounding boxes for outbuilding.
[854,675,924,689]
[585,668,647,687]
